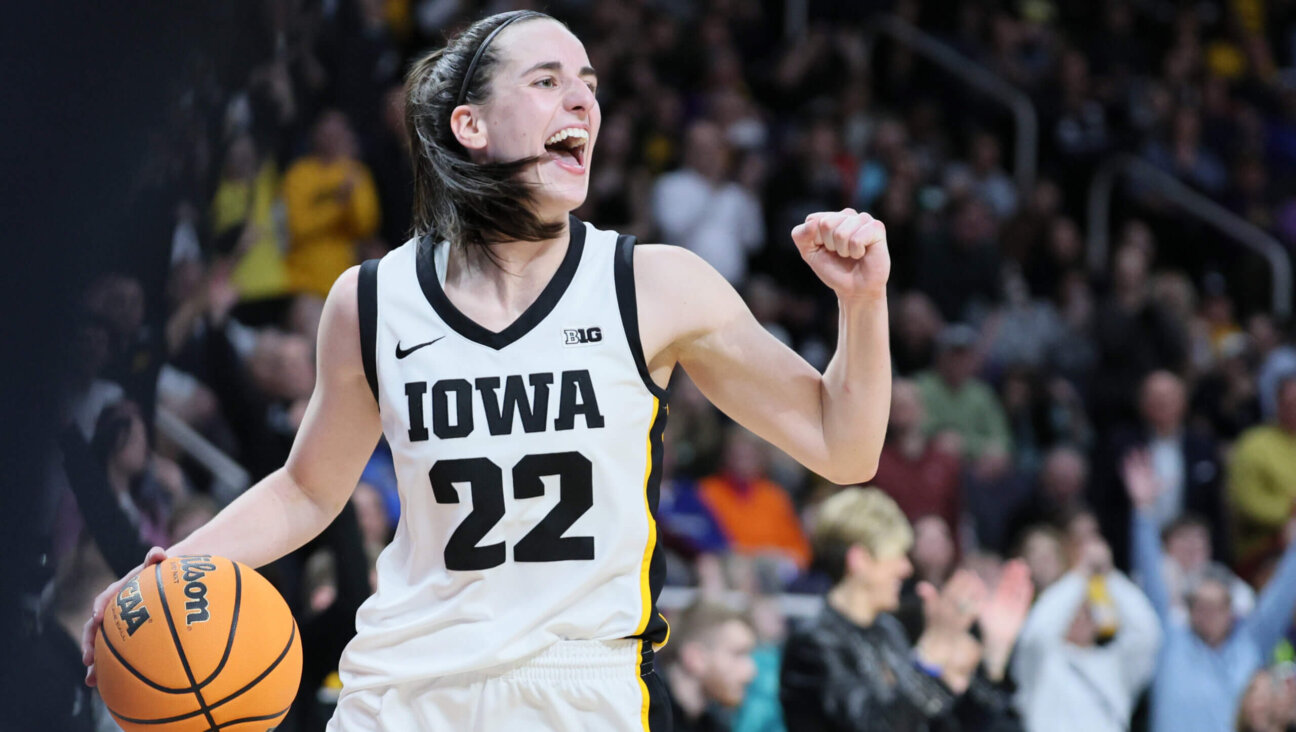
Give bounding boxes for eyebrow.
[521,61,597,78]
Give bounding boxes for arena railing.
[155,407,251,504]
[863,14,1039,194]
[1086,153,1293,318]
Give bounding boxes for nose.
[565,78,596,113]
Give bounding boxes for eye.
[533,76,557,89]
[586,82,598,94]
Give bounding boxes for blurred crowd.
[35,0,1296,731]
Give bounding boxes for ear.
[845,543,872,577]
[679,642,707,676]
[450,104,488,152]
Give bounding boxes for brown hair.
[404,11,568,251]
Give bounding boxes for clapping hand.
[977,559,1034,682]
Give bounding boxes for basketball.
[94,555,303,732]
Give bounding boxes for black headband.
[456,12,535,108]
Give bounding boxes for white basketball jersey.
[337,217,670,692]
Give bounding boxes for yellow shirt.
[1228,425,1296,562]
[210,163,289,301]
[281,156,380,298]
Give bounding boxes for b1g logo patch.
[563,327,603,346]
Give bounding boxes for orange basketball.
[94,555,303,732]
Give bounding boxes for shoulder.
[631,244,744,342]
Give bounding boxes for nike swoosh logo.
[395,336,445,359]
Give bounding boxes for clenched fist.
[791,209,890,301]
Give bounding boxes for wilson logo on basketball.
[116,576,150,636]
[180,555,216,625]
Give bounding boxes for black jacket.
[779,605,1020,732]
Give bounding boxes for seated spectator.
[780,487,1032,731]
[1228,375,1296,577]
[915,324,1012,464]
[282,110,380,299]
[659,602,758,732]
[891,291,944,376]
[915,198,1002,323]
[1012,537,1161,732]
[1003,446,1090,552]
[1127,451,1296,732]
[698,427,811,574]
[873,378,962,536]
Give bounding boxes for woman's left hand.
[790,208,891,302]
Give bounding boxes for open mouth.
[544,127,588,172]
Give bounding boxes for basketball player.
[83,11,893,730]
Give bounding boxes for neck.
[828,582,879,627]
[445,220,570,313]
[666,665,708,720]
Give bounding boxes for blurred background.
[7,0,1296,730]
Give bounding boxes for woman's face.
[470,19,601,218]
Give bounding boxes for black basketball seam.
[156,562,220,731]
[196,561,242,689]
[97,624,193,694]
[206,619,298,711]
[100,619,299,726]
[212,703,292,730]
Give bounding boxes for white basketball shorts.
[326,639,671,731]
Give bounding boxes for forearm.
[167,467,343,569]
[1131,511,1172,621]
[820,295,890,483]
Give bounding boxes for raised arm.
[1242,529,1296,657]
[638,210,890,484]
[82,266,383,684]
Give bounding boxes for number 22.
[429,451,595,571]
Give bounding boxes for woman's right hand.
[81,546,168,687]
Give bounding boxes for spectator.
[873,378,962,537]
[1127,451,1296,732]
[1251,315,1296,421]
[1003,446,1091,556]
[660,602,758,732]
[1155,514,1255,626]
[1015,524,1068,594]
[1097,370,1228,566]
[1228,375,1296,576]
[209,134,290,314]
[915,324,1012,464]
[891,291,944,376]
[781,487,1032,732]
[943,131,1017,220]
[699,427,811,574]
[916,198,1003,323]
[281,109,380,299]
[652,119,763,285]
[1012,537,1161,732]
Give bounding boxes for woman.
[83,11,892,729]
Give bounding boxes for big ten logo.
[116,576,151,636]
[179,555,216,625]
[563,327,602,346]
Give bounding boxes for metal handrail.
[866,15,1038,193]
[155,407,251,503]
[1086,154,1293,317]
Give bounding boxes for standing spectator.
[1097,370,1228,567]
[1091,239,1189,429]
[1012,537,1161,732]
[699,427,811,573]
[209,134,290,314]
[1228,375,1296,576]
[660,602,759,732]
[916,324,1013,464]
[1155,515,1255,626]
[781,487,1032,732]
[1127,452,1296,732]
[282,110,380,299]
[652,119,763,285]
[872,378,963,538]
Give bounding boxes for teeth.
[545,128,589,146]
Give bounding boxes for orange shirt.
[698,475,812,569]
